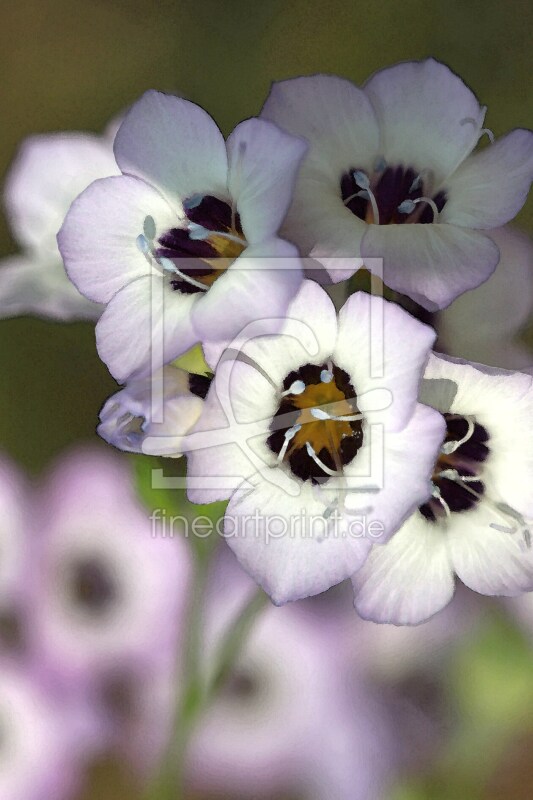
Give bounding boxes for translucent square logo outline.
[143,256,387,496]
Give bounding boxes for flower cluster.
[5,58,533,627]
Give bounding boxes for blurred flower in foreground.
[0,121,119,320]
[59,90,306,382]
[437,226,533,369]
[0,456,28,656]
[0,664,88,800]
[353,353,533,624]
[186,550,400,800]
[27,447,192,776]
[262,58,533,309]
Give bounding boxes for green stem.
[143,544,267,800]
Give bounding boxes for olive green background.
[1,2,533,798]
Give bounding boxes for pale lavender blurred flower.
[261,59,533,310]
[0,456,31,659]
[26,447,192,775]
[0,663,89,800]
[353,353,533,625]
[437,226,533,369]
[186,549,399,800]
[187,280,444,603]
[0,122,119,320]
[58,91,306,381]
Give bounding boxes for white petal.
[441,129,533,229]
[229,278,338,387]
[4,132,118,256]
[95,276,197,383]
[58,175,179,303]
[114,90,228,203]
[352,513,455,625]
[342,404,446,543]
[335,292,436,432]
[361,222,499,310]
[192,239,302,346]
[364,58,484,183]
[261,74,379,180]
[437,227,533,368]
[449,504,533,596]
[227,118,308,243]
[225,479,372,604]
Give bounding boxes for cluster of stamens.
[136,195,246,294]
[267,363,364,483]
[340,160,447,226]
[420,413,531,547]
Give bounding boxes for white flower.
[437,226,533,369]
[98,364,208,456]
[261,59,533,310]
[0,123,119,320]
[58,91,307,382]
[353,352,533,625]
[186,280,444,603]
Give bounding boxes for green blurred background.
[1,2,533,797]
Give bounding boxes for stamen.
[277,424,301,462]
[143,215,156,240]
[157,256,209,292]
[310,407,330,420]
[437,468,532,546]
[441,417,475,454]
[398,196,440,222]
[352,170,380,225]
[210,229,248,247]
[320,369,333,383]
[305,442,342,477]
[136,233,151,255]
[374,156,387,173]
[478,127,495,145]
[409,175,422,193]
[183,194,203,211]
[281,380,306,397]
[187,222,211,240]
[310,406,363,423]
[431,484,451,517]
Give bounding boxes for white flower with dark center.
[186,280,445,603]
[98,364,210,456]
[58,90,307,382]
[261,58,533,310]
[353,352,533,625]
[0,122,119,320]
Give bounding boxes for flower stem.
[143,541,267,800]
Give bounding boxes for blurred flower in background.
[0,120,120,321]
